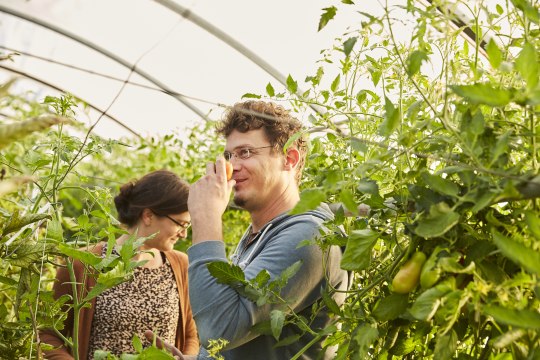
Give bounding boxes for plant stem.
[66,260,80,360]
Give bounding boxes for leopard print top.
[87,246,180,359]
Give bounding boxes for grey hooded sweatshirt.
[187,203,348,359]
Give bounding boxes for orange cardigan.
[40,243,199,359]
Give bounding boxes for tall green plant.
[233,0,540,358]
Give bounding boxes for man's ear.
[141,208,153,226]
[284,147,300,171]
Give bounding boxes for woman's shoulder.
[164,250,188,266]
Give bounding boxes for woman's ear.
[141,208,153,226]
[284,147,300,171]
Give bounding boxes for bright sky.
[0,0,364,139]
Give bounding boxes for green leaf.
[357,179,379,195]
[343,37,357,57]
[290,188,326,214]
[486,38,503,69]
[253,269,271,287]
[322,290,341,315]
[340,188,357,214]
[2,212,50,235]
[433,330,457,360]
[372,293,408,321]
[491,130,511,165]
[484,305,540,329]
[491,229,540,275]
[406,50,428,76]
[515,42,539,91]
[421,172,459,197]
[286,74,298,94]
[283,130,306,152]
[270,310,285,340]
[331,74,341,93]
[137,345,176,359]
[241,93,262,99]
[450,84,512,107]
[340,229,379,271]
[274,334,302,347]
[526,88,540,105]
[510,0,540,24]
[352,324,379,358]
[0,275,17,286]
[342,0,354,3]
[469,110,485,136]
[265,82,275,97]
[409,280,454,321]
[277,260,303,287]
[57,243,102,267]
[207,261,246,288]
[389,335,417,356]
[492,329,527,349]
[370,70,381,86]
[132,333,143,353]
[525,211,540,240]
[379,96,400,137]
[414,202,460,238]
[47,219,64,242]
[318,6,337,31]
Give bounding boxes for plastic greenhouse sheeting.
[0,0,356,139]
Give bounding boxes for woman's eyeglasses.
[164,215,191,230]
[151,210,191,230]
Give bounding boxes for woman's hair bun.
[114,182,135,224]
[113,170,189,227]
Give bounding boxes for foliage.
[273,0,539,358]
[2,0,540,359]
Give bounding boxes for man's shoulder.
[277,203,334,227]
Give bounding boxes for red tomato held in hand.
[225,161,233,180]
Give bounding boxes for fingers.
[144,330,162,348]
[144,330,184,358]
[205,157,228,182]
[215,156,226,180]
[206,162,215,176]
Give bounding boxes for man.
[151,101,348,359]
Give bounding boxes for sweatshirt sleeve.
[187,217,325,350]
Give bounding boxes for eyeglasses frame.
[223,145,275,161]
[150,210,191,231]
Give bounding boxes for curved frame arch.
[0,4,210,121]
[0,65,143,138]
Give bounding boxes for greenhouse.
[0,0,539,359]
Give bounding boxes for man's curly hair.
[216,101,307,183]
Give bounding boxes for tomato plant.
[2,0,540,359]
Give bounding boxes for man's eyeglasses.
[223,146,274,161]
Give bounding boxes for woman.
[41,170,199,359]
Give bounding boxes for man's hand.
[144,330,196,360]
[188,156,235,244]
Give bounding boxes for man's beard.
[233,194,246,208]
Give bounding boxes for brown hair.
[114,170,189,227]
[216,101,307,183]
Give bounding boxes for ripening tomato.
[420,248,443,289]
[391,251,427,294]
[225,161,233,180]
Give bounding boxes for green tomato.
[392,251,427,294]
[420,247,443,289]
